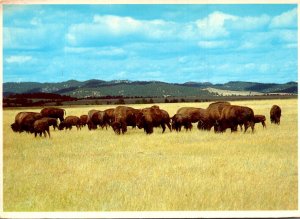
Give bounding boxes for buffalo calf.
[254,115,266,128]
[33,119,50,138]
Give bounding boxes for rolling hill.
[3,80,298,98]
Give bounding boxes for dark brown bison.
[39,117,58,130]
[58,116,81,130]
[177,107,212,130]
[40,107,66,122]
[254,115,266,128]
[215,105,255,133]
[111,106,140,134]
[11,112,43,133]
[33,119,50,137]
[270,105,281,125]
[136,106,172,134]
[80,115,88,127]
[171,113,192,132]
[87,110,109,130]
[87,110,99,130]
[206,101,231,132]
[104,108,115,126]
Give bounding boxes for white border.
[1,1,299,218]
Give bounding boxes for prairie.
[3,99,298,211]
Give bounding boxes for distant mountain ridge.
[3,80,298,98]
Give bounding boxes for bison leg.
[243,123,249,133]
[46,128,50,138]
[250,121,255,133]
[34,132,37,137]
[166,123,172,132]
[262,121,266,128]
[121,122,127,134]
[161,123,166,133]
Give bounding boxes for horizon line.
[2,79,298,85]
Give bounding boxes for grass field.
[3,98,298,211]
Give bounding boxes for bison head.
[11,123,20,132]
[135,112,145,129]
[111,122,122,134]
[58,122,65,130]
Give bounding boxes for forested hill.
[3,80,297,98]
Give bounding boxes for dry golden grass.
[3,99,298,211]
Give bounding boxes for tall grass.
[3,99,297,211]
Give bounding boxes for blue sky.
[3,4,298,83]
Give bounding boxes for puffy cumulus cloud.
[196,11,237,39]
[270,8,297,29]
[66,15,180,47]
[5,55,32,63]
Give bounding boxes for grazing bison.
[215,105,255,133]
[112,106,140,134]
[58,116,81,130]
[177,107,212,130]
[104,108,115,126]
[206,101,231,132]
[40,107,66,122]
[33,119,50,137]
[39,117,58,130]
[254,115,266,128]
[87,110,99,130]
[80,115,88,127]
[11,112,43,133]
[136,106,172,134]
[270,105,281,125]
[87,110,109,130]
[171,113,192,132]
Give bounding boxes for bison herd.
[10,103,282,138]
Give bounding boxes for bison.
[206,101,231,132]
[40,107,66,122]
[136,106,172,134]
[171,113,192,132]
[270,105,281,125]
[80,115,88,127]
[111,106,140,134]
[254,115,266,128]
[11,112,43,133]
[104,108,115,126]
[177,107,213,131]
[39,117,58,130]
[215,105,255,133]
[33,119,50,138]
[58,116,81,130]
[87,110,109,130]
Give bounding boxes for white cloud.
[277,29,297,43]
[270,8,297,29]
[6,55,32,63]
[198,40,230,48]
[196,11,237,39]
[228,14,271,31]
[66,15,178,46]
